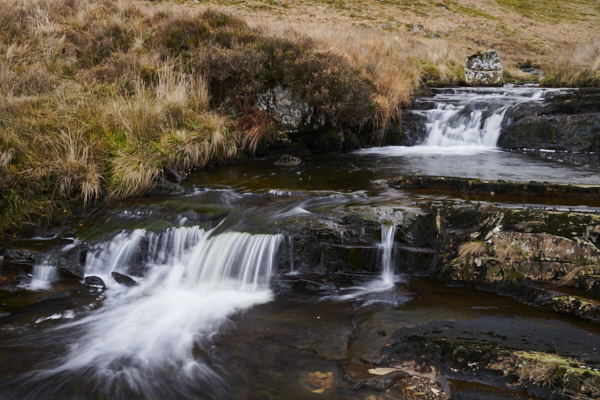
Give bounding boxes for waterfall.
[35,226,284,398]
[424,104,507,147]
[25,241,79,291]
[421,87,547,148]
[27,260,59,291]
[380,223,396,286]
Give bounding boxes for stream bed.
[1,87,600,399]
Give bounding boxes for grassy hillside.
[206,0,600,85]
[0,0,598,245]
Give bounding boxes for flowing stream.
[2,87,600,399]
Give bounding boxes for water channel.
[1,87,599,399]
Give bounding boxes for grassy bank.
[0,0,396,244]
[0,0,599,245]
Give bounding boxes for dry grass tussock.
[542,37,600,87]
[0,0,244,240]
[457,241,489,259]
[495,244,527,266]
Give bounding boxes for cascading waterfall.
[421,87,548,148]
[424,104,507,147]
[31,226,283,399]
[328,219,400,304]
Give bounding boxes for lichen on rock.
[464,50,503,86]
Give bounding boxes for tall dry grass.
[542,37,600,87]
[0,0,244,241]
[32,129,103,207]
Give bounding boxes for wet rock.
[534,291,600,325]
[498,88,600,167]
[146,180,187,197]
[37,291,71,303]
[111,271,138,287]
[84,276,106,291]
[164,167,188,183]
[257,84,325,134]
[2,238,85,279]
[388,174,600,199]
[2,247,45,274]
[10,272,31,287]
[413,200,600,323]
[279,207,435,283]
[274,154,302,167]
[464,50,502,86]
[305,371,334,394]
[381,332,600,399]
[352,370,410,390]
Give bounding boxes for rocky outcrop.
[381,330,600,400]
[499,88,600,166]
[464,50,502,86]
[500,112,600,153]
[257,85,325,134]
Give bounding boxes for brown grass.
[234,95,278,155]
[542,37,600,87]
[495,244,528,267]
[458,241,488,259]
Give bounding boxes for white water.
[380,223,396,287]
[424,105,507,147]
[37,227,283,397]
[27,260,59,291]
[25,241,80,290]
[328,221,400,305]
[422,87,550,148]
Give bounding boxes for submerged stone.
[274,154,302,167]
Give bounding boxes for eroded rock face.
[257,84,325,133]
[464,50,503,86]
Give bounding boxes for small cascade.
[380,223,396,287]
[25,241,79,291]
[28,261,59,291]
[287,235,298,275]
[36,226,284,398]
[424,104,507,147]
[84,229,147,278]
[418,87,550,148]
[326,213,402,305]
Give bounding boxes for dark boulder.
[84,276,106,291]
[111,271,138,287]
[499,88,600,166]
